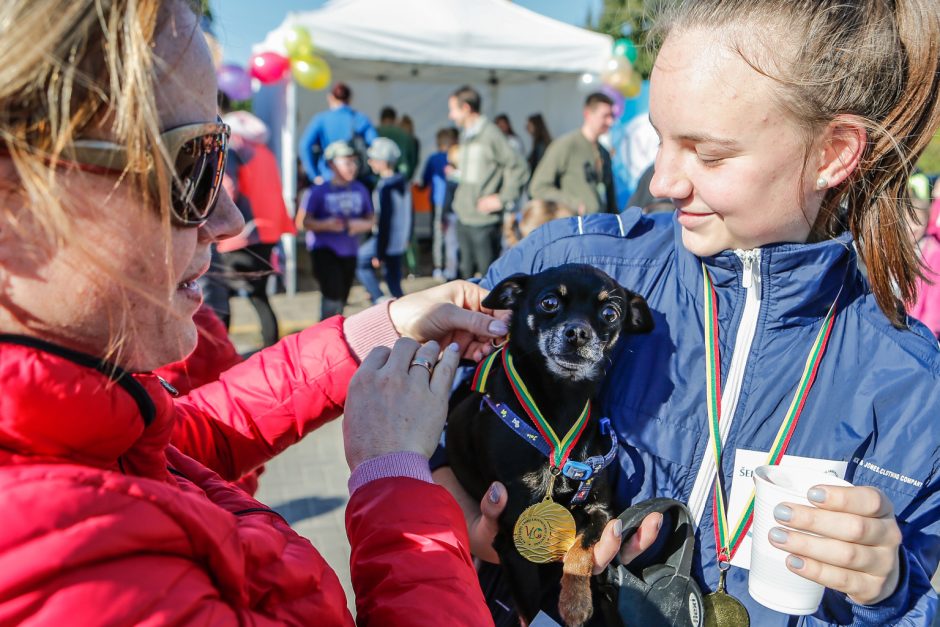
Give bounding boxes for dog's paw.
[559,572,592,627]
[559,540,594,627]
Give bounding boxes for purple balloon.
[600,84,625,118]
[217,64,253,101]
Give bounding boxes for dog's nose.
[563,322,592,347]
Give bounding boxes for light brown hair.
[504,199,575,248]
[655,0,940,325]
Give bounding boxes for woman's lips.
[677,209,715,228]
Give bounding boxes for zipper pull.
[735,249,761,291]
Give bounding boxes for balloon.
[284,25,314,59]
[622,71,643,99]
[613,38,639,64]
[601,55,632,81]
[249,52,290,84]
[216,64,252,101]
[602,68,631,95]
[291,54,331,90]
[577,72,601,94]
[600,84,625,117]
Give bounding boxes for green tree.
[918,131,940,175]
[587,0,666,78]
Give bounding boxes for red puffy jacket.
[0,318,492,625]
[157,304,263,495]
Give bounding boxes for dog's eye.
[600,305,620,324]
[539,295,560,313]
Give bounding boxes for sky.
[209,0,604,66]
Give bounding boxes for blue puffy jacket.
[483,209,940,626]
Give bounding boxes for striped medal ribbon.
[702,262,840,565]
[502,349,591,470]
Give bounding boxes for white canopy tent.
[251,0,612,293]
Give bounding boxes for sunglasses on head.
[64,118,230,227]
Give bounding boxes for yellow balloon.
[291,54,331,90]
[603,69,631,94]
[621,71,642,99]
[284,25,314,59]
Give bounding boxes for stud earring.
[816,176,828,190]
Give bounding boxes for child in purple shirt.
[301,141,374,319]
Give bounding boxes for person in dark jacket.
[437,1,940,625]
[299,82,377,184]
[356,137,411,303]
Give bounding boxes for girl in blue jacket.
[435,1,940,624]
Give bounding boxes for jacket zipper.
[687,249,763,527]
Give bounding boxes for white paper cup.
[749,464,852,615]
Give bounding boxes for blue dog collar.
[480,395,618,505]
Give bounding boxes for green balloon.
[613,38,638,64]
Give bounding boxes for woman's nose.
[648,149,692,202]
[199,188,244,243]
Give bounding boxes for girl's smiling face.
[648,28,825,256]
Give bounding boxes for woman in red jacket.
[0,1,507,625]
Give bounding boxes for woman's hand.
[343,339,461,470]
[433,468,664,571]
[769,485,902,605]
[389,280,509,361]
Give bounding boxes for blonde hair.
[0,0,198,361]
[655,0,940,325]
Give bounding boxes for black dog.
[447,264,653,627]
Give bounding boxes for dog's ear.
[482,274,529,310]
[625,292,654,334]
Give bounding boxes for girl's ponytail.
[844,0,940,324]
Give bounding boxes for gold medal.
[703,568,750,627]
[512,475,577,563]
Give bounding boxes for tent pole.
[281,79,298,297]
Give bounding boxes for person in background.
[525,113,552,179]
[494,113,526,157]
[908,174,940,338]
[217,109,295,348]
[299,82,376,185]
[401,114,421,172]
[628,163,676,214]
[376,106,418,180]
[357,138,411,303]
[300,141,374,320]
[529,92,618,215]
[421,127,459,281]
[0,1,510,623]
[502,199,575,249]
[448,85,528,278]
[442,142,462,280]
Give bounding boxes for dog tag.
[703,569,750,627]
[513,475,577,564]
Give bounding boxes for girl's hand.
[769,485,902,605]
[389,280,509,361]
[432,467,663,571]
